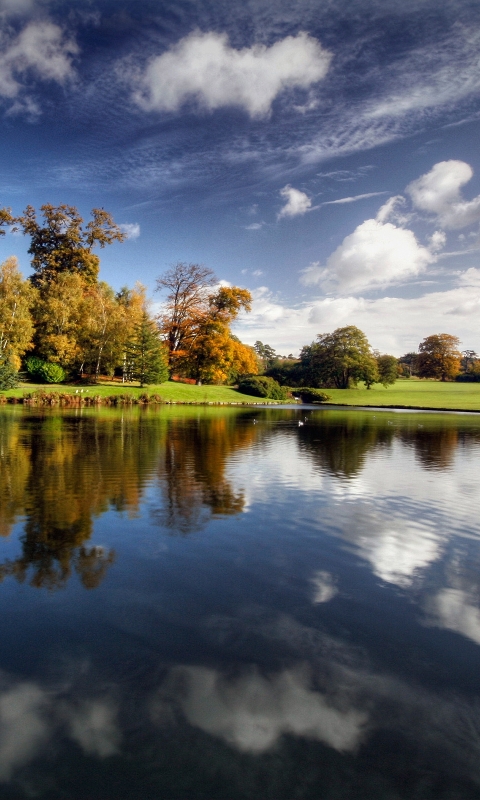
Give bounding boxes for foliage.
[0,357,18,389]
[417,334,461,381]
[13,204,126,287]
[254,341,277,371]
[156,262,217,368]
[25,356,45,376]
[300,326,378,389]
[237,375,287,400]
[0,257,36,370]
[376,354,398,387]
[37,361,66,383]
[266,359,303,386]
[126,311,169,387]
[297,388,331,403]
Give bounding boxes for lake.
[0,404,479,799]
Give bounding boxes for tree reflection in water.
[153,413,258,534]
[0,410,165,590]
[0,407,478,589]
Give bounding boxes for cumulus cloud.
[161,664,366,754]
[0,21,78,105]
[425,588,480,646]
[132,31,331,118]
[301,217,434,294]
[407,160,480,229]
[0,673,120,781]
[234,267,480,355]
[120,222,140,240]
[278,185,312,219]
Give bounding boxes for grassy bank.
[325,379,480,411]
[0,380,278,405]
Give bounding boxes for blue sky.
[0,0,480,355]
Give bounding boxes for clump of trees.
[398,335,478,382]
[0,206,258,387]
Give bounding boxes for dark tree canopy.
[301,326,378,389]
[13,204,126,287]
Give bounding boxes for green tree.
[0,357,18,389]
[417,334,461,381]
[0,256,36,370]
[126,312,169,387]
[254,341,277,371]
[14,204,126,287]
[376,354,398,387]
[300,326,378,389]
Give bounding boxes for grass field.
[0,380,277,404]
[325,379,480,411]
[1,378,480,410]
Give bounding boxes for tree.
[156,262,217,369]
[376,354,398,387]
[417,334,461,381]
[175,286,255,384]
[300,326,378,389]
[14,204,126,287]
[126,311,169,387]
[254,341,277,371]
[0,256,36,370]
[398,352,418,378]
[32,271,86,370]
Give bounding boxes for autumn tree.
[176,286,256,384]
[156,262,217,369]
[300,326,378,389]
[417,334,461,381]
[0,256,36,369]
[79,282,126,378]
[32,271,86,370]
[14,204,126,287]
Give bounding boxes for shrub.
[25,357,65,384]
[237,375,287,400]
[296,388,331,403]
[0,358,18,390]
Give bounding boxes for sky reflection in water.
[0,406,479,798]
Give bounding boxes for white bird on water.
[298,421,304,427]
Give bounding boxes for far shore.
[1,377,480,412]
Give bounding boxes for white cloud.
[278,184,312,219]
[0,21,78,102]
[301,217,434,294]
[425,589,480,646]
[407,160,480,229]
[161,664,366,754]
[321,192,388,207]
[244,222,264,230]
[132,31,331,118]
[234,268,480,355]
[0,674,120,781]
[120,222,140,240]
[311,571,338,603]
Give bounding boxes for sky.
[0,0,480,356]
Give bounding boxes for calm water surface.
[0,404,479,799]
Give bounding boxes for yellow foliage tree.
[0,256,36,369]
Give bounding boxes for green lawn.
[325,379,480,411]
[2,377,480,410]
[0,380,278,404]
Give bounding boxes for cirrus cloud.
[132,30,332,118]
